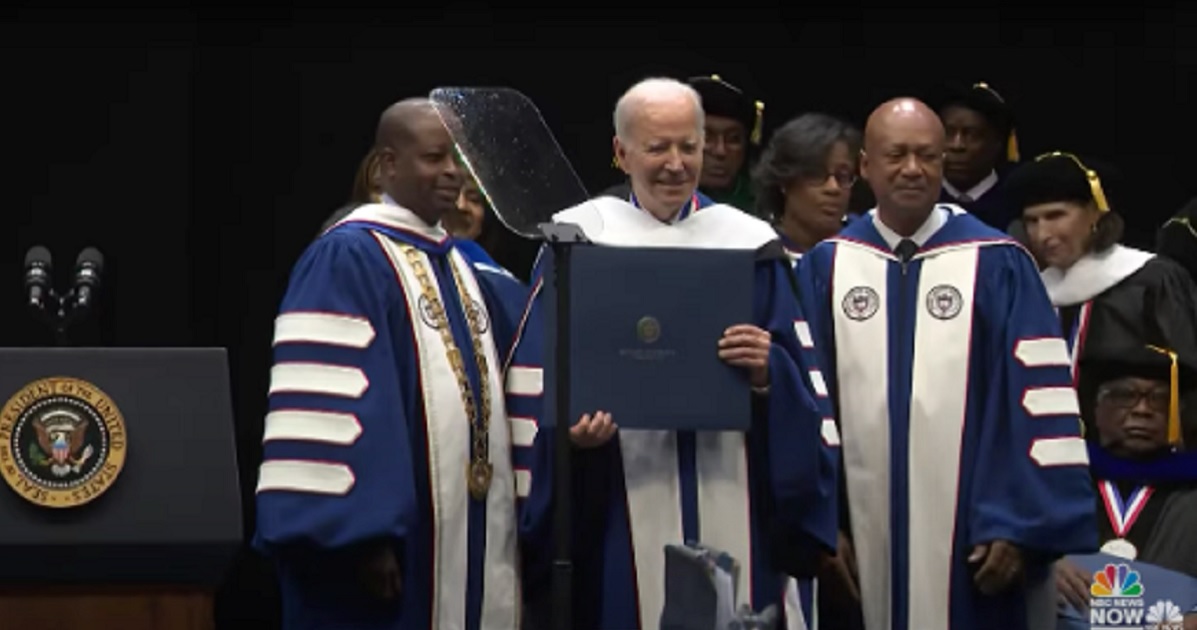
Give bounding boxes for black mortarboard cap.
[1158,199,1197,280]
[934,81,1019,162]
[687,74,764,145]
[1003,151,1118,214]
[1082,344,1197,446]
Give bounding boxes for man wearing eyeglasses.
[1056,344,1197,628]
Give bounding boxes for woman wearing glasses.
[752,113,861,264]
[751,112,864,630]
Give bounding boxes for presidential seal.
[926,284,964,320]
[842,286,880,321]
[636,316,661,344]
[0,377,127,508]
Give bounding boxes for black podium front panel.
[0,348,242,586]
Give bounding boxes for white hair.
[612,77,705,142]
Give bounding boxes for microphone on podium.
[23,245,54,313]
[71,247,104,313]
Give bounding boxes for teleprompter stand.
[539,221,592,630]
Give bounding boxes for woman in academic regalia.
[752,112,862,263]
[1055,344,1197,625]
[318,149,384,234]
[1004,151,1197,435]
[752,113,866,630]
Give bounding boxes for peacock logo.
[1145,600,1184,626]
[1090,563,1143,597]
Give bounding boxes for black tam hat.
[1003,151,1119,214]
[1082,344,1197,446]
[934,81,1019,162]
[687,74,764,145]
[1158,199,1197,281]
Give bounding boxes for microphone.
[72,247,104,312]
[23,246,53,311]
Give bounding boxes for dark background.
[2,8,1193,627]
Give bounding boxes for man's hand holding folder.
[570,411,617,448]
[717,324,773,388]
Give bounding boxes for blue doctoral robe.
[796,206,1097,630]
[507,194,840,630]
[253,203,526,630]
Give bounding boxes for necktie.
[895,238,918,264]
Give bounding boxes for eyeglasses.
[802,170,858,189]
[1097,386,1171,412]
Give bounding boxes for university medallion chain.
[401,245,493,501]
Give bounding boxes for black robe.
[939,166,1021,232]
[1044,246,1197,441]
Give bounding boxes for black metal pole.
[550,236,573,630]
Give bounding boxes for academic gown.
[253,202,528,630]
[507,194,840,630]
[939,168,1019,232]
[1043,246,1197,443]
[796,205,1097,630]
[599,175,759,217]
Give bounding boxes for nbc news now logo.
[1089,563,1183,629]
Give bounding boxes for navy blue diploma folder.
[540,243,755,431]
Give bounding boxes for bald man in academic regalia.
[933,81,1022,232]
[603,74,766,216]
[254,99,525,630]
[797,97,1096,630]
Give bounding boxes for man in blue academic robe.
[508,77,839,630]
[796,98,1096,630]
[253,99,527,630]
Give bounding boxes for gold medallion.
[0,376,128,508]
[468,460,492,500]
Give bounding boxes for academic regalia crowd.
[250,72,1197,630]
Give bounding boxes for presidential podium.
[0,348,242,630]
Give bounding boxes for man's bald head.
[864,98,945,152]
[372,97,462,224]
[860,97,946,230]
[375,97,439,150]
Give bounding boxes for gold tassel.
[1147,345,1183,446]
[1088,169,1110,213]
[751,101,765,145]
[1007,130,1020,162]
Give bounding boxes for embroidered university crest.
[842,286,880,321]
[417,294,442,330]
[926,284,963,320]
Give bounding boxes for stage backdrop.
[0,8,1192,628]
